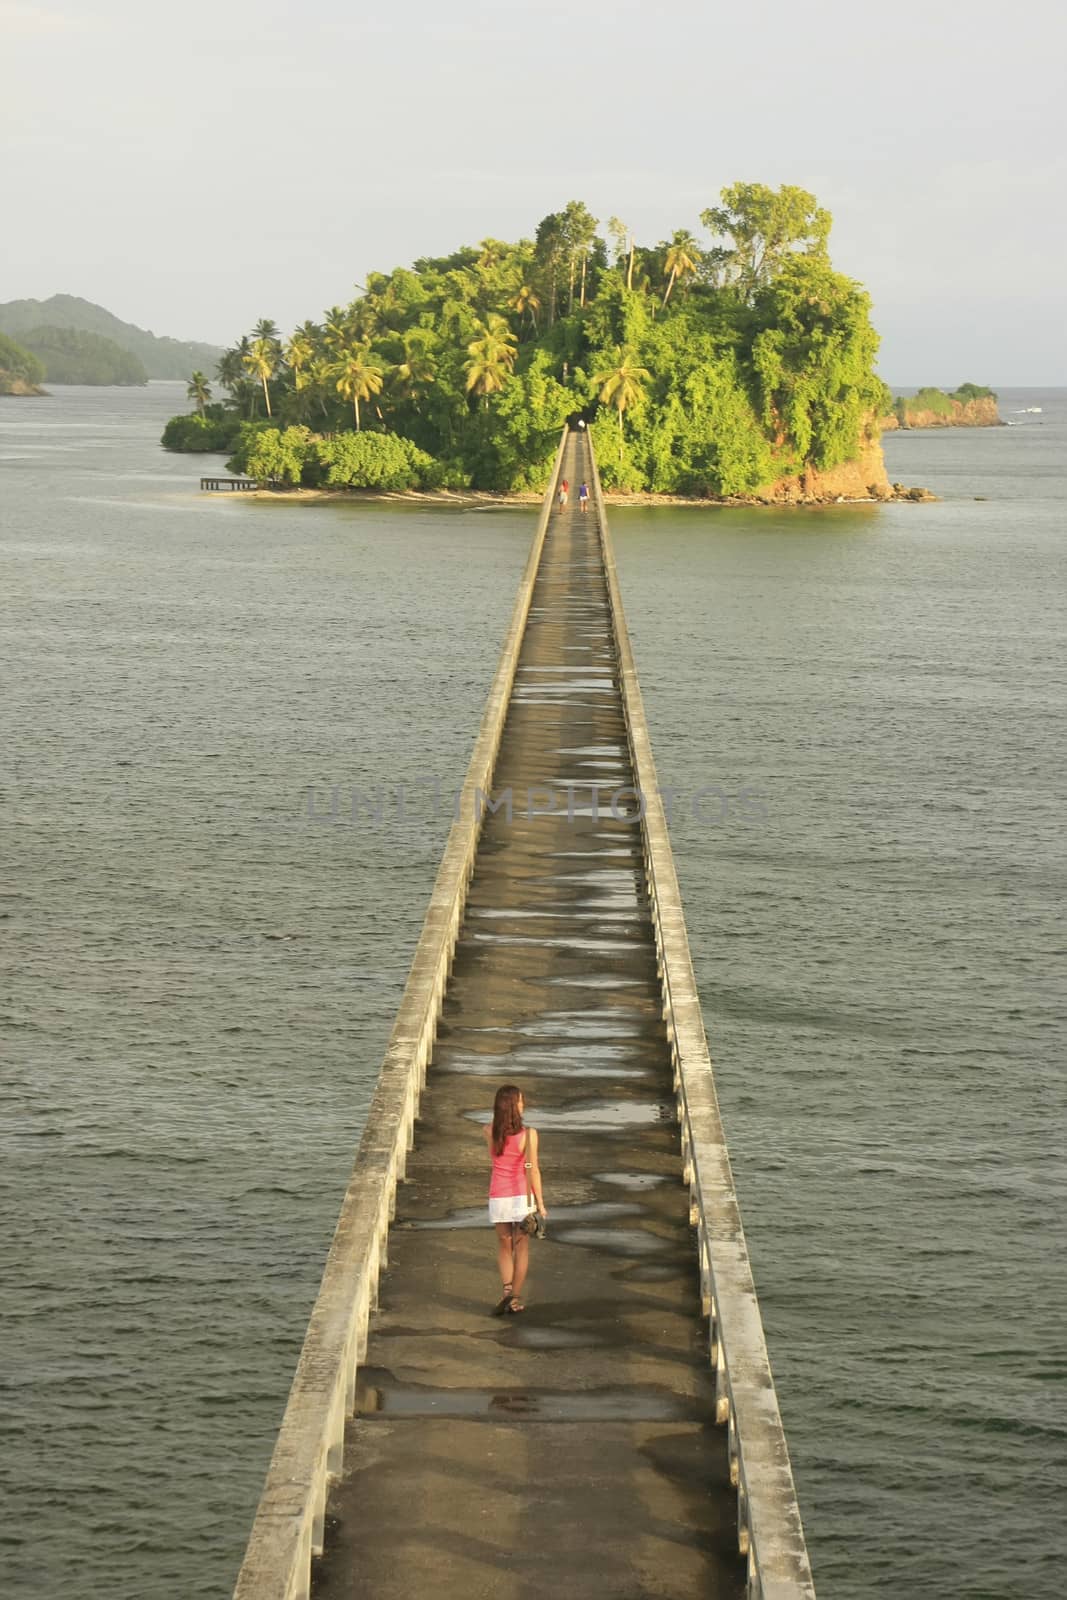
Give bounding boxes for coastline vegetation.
[163,184,892,496]
[0,330,46,394]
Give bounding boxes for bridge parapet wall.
[588,436,817,1600]
[231,429,569,1600]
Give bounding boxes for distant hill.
[0,295,222,380]
[18,325,148,386]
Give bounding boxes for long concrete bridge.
[233,431,815,1600]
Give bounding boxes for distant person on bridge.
[578,482,589,513]
[558,479,569,514]
[485,1084,547,1315]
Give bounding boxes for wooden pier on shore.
[233,432,815,1600]
[200,475,260,491]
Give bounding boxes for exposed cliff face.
[605,429,933,505]
[0,370,46,396]
[882,395,1002,430]
[756,434,894,503]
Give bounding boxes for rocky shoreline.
[881,394,1002,430]
[209,480,935,509]
[212,428,937,507]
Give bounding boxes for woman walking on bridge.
[485,1085,547,1315]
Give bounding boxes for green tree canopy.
[701,183,831,300]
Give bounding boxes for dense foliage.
[163,184,891,495]
[952,383,996,403]
[0,295,220,379]
[161,406,243,453]
[19,325,148,385]
[0,330,45,389]
[223,425,443,489]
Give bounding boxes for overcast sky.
[2,0,1064,382]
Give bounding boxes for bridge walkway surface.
[313,433,747,1599]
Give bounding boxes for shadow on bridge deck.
[312,437,747,1600]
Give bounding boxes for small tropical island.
[882,384,1002,429]
[162,183,926,503]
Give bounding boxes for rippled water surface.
[2,385,1064,1597]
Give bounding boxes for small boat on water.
[1012,407,1043,414]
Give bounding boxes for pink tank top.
[489,1131,528,1198]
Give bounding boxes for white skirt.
[489,1194,531,1225]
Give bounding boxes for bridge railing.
[231,427,569,1600]
[588,436,817,1600]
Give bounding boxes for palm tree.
[662,231,700,307]
[480,314,518,367]
[477,239,505,272]
[187,371,211,414]
[390,334,436,408]
[216,340,258,416]
[285,332,314,391]
[593,351,651,460]
[332,347,384,430]
[307,357,334,420]
[215,345,244,396]
[510,284,541,335]
[252,317,280,345]
[243,338,276,418]
[464,350,511,407]
[348,300,379,343]
[323,308,352,356]
[464,316,517,408]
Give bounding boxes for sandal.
[505,1296,525,1314]
[491,1284,514,1317]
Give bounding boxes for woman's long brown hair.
[491,1085,524,1156]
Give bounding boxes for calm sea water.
[2,385,1064,1598]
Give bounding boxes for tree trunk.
[262,375,272,418]
[626,241,635,292]
[568,256,575,315]
[354,393,361,430]
[580,254,587,308]
[662,270,677,309]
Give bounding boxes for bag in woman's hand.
[519,1146,545,1238]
